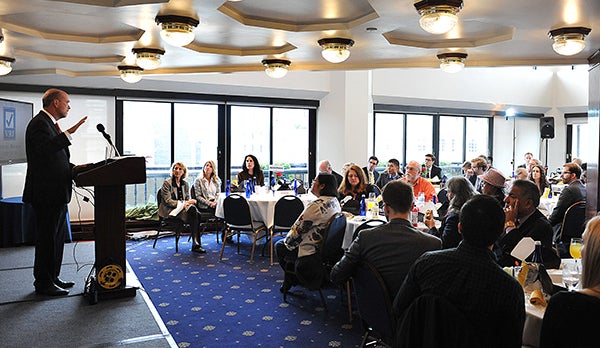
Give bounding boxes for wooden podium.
[74,156,146,301]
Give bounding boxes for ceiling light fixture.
[437,52,467,73]
[0,56,15,76]
[317,38,355,63]
[155,14,199,47]
[548,26,591,56]
[414,0,463,35]
[132,47,165,70]
[118,65,143,83]
[261,59,291,78]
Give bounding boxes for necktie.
[55,123,62,133]
[369,171,374,184]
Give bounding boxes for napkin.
[529,289,547,306]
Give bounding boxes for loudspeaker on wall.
[540,117,554,139]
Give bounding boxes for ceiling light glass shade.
[118,65,143,83]
[155,15,199,47]
[0,56,15,76]
[414,0,463,34]
[437,52,467,73]
[132,47,165,70]
[548,27,591,56]
[261,59,290,78]
[318,38,355,63]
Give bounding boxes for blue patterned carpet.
[126,234,363,347]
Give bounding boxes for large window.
[374,113,405,168]
[406,114,433,162]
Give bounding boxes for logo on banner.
[3,107,16,140]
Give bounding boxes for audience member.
[362,156,380,185]
[515,167,528,180]
[330,180,441,298]
[193,160,221,213]
[518,152,533,170]
[494,180,561,269]
[423,153,442,181]
[402,160,436,202]
[276,173,341,293]
[393,195,525,348]
[462,160,477,186]
[237,154,265,186]
[529,164,549,196]
[470,156,489,193]
[479,167,507,205]
[159,162,204,253]
[540,216,600,348]
[425,176,477,249]
[376,158,401,188]
[528,158,543,174]
[318,160,343,188]
[548,162,586,238]
[338,164,377,215]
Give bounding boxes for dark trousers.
[33,203,67,289]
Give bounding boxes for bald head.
[318,160,332,174]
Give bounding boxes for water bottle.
[225,179,231,197]
[531,240,543,265]
[293,179,298,196]
[432,194,437,204]
[359,194,366,216]
[418,192,425,204]
[411,204,419,227]
[547,184,553,199]
[245,180,251,198]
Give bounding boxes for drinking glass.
[570,238,583,259]
[562,261,580,291]
[303,180,310,193]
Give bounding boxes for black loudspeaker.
[540,117,554,139]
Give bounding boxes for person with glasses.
[548,162,586,240]
[402,160,436,202]
[423,154,442,182]
[362,155,380,185]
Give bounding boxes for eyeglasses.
[369,161,378,165]
[425,158,433,162]
[405,166,418,171]
[562,171,572,174]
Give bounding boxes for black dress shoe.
[36,283,69,296]
[192,245,207,254]
[225,236,234,244]
[55,278,75,288]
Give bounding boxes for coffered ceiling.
[0,0,599,81]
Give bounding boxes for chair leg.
[153,223,162,249]
[175,230,180,253]
[318,289,327,310]
[270,229,274,266]
[250,233,258,263]
[219,228,229,261]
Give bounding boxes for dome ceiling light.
[261,58,291,78]
[155,14,199,47]
[118,64,143,83]
[132,47,165,70]
[0,56,15,76]
[548,26,591,56]
[414,0,463,35]
[317,38,355,63]
[437,52,467,73]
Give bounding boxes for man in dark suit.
[23,88,87,296]
[423,153,442,181]
[494,180,560,269]
[330,180,441,298]
[376,158,402,189]
[549,162,586,238]
[362,155,380,185]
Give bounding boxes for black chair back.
[559,201,586,243]
[353,219,386,240]
[273,195,304,229]
[322,212,347,266]
[223,194,252,226]
[354,261,394,347]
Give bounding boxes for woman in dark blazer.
[237,154,265,186]
[159,162,204,253]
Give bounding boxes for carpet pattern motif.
[126,235,363,347]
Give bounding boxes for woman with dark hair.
[275,172,342,293]
[338,164,377,215]
[529,164,549,196]
[158,162,204,253]
[424,176,478,249]
[237,154,265,186]
[540,216,600,348]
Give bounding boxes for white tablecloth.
[215,192,314,227]
[342,215,387,250]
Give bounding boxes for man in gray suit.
[549,162,586,238]
[330,180,441,298]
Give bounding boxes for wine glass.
[303,179,310,194]
[562,260,581,291]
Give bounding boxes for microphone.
[96,123,120,157]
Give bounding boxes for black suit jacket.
[23,111,73,206]
[332,170,343,190]
[494,209,561,269]
[362,166,380,184]
[425,165,442,180]
[549,180,586,227]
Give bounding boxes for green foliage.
[126,202,159,221]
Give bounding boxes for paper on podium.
[511,237,535,261]
[169,201,184,216]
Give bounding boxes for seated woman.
[424,176,477,249]
[275,173,341,293]
[237,154,265,187]
[479,167,507,205]
[338,164,377,215]
[158,162,204,253]
[540,216,600,348]
[193,160,221,214]
[529,163,549,196]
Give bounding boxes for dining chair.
[269,195,304,265]
[555,200,586,257]
[189,185,222,244]
[352,219,386,241]
[153,188,187,253]
[353,261,394,348]
[219,194,267,263]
